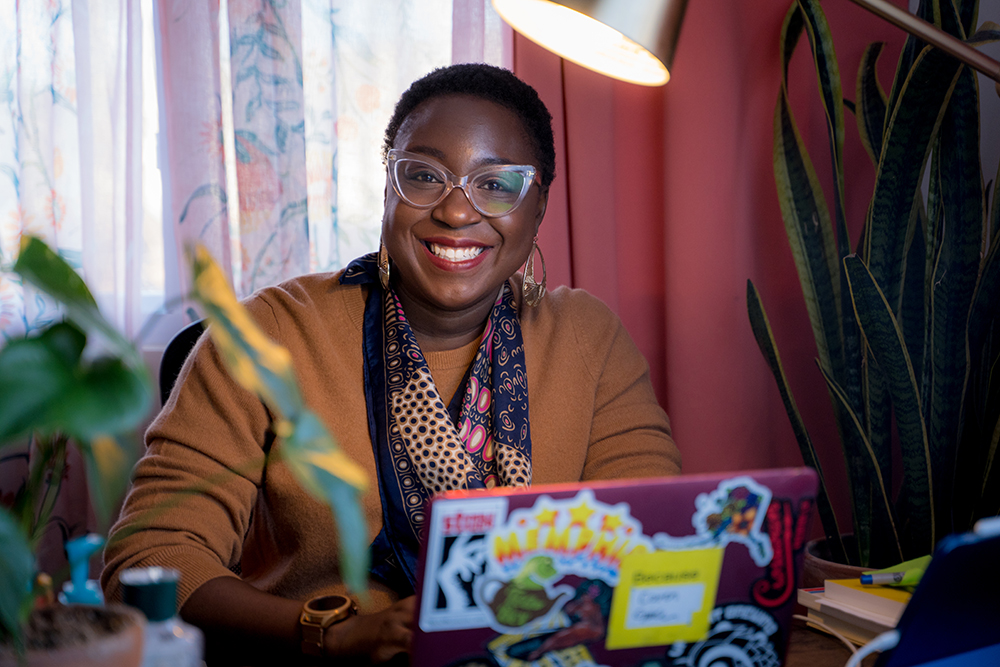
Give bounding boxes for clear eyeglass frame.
[386,148,541,218]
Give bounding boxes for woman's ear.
[533,187,549,233]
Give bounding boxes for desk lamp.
[490,0,689,86]
[492,0,999,91]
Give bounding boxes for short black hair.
[382,63,556,187]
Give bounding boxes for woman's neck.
[394,286,496,353]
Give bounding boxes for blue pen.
[861,571,906,585]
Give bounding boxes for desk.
[785,618,879,667]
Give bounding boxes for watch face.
[308,595,349,613]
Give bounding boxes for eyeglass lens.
[392,156,533,217]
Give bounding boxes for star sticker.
[569,502,594,527]
[601,513,623,533]
[536,508,558,527]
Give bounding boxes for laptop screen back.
[411,467,818,667]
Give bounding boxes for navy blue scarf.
[341,253,532,595]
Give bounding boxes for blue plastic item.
[60,534,106,605]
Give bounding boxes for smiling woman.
[100,63,680,666]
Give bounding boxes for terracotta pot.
[0,604,145,667]
[801,536,866,589]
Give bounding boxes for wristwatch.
[299,594,357,656]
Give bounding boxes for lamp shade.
[491,0,688,86]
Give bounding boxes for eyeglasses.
[386,149,540,218]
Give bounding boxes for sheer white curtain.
[1,0,510,343]
[0,0,509,578]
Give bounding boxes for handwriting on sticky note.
[625,583,706,628]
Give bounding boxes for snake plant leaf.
[865,46,963,315]
[885,0,939,118]
[935,0,967,40]
[927,64,983,537]
[13,236,141,369]
[794,0,850,260]
[0,509,33,645]
[747,280,846,562]
[816,361,902,565]
[844,255,935,556]
[855,42,888,167]
[188,244,369,593]
[773,90,845,388]
[961,215,1000,523]
[967,22,1000,45]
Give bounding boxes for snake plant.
[747,0,1000,567]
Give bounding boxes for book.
[824,577,911,622]
[797,586,899,647]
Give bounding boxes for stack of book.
[797,578,912,646]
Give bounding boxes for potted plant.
[0,236,152,664]
[747,0,1000,569]
[1,236,369,662]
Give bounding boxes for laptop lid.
[411,467,818,667]
[875,518,1000,667]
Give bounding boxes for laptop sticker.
[487,580,612,666]
[651,476,774,567]
[420,496,510,631]
[667,603,782,667]
[751,497,813,608]
[606,547,724,649]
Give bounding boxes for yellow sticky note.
[606,548,724,649]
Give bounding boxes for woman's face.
[382,94,548,320]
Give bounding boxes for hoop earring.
[378,239,391,290]
[522,238,546,307]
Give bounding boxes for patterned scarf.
[341,253,532,595]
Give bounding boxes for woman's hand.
[326,596,415,664]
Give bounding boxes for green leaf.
[0,327,150,446]
[13,236,141,368]
[968,22,1000,46]
[747,281,846,561]
[0,323,84,443]
[773,90,845,390]
[281,412,369,593]
[0,509,33,642]
[81,434,140,530]
[816,360,901,565]
[796,0,850,261]
[865,46,963,315]
[52,358,151,443]
[855,42,888,167]
[844,255,935,556]
[927,64,983,537]
[188,244,370,593]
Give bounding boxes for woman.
[102,63,680,665]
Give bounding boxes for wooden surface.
[785,618,879,667]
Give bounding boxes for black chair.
[158,320,205,406]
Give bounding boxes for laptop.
[410,467,818,667]
[874,516,1000,667]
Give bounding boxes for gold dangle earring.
[522,237,546,307]
[378,238,391,290]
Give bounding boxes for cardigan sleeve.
[101,295,280,609]
[570,293,682,481]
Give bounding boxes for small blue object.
[60,534,105,606]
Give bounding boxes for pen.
[860,571,906,585]
[860,567,923,587]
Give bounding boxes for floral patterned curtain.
[165,0,510,308]
[1,0,508,580]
